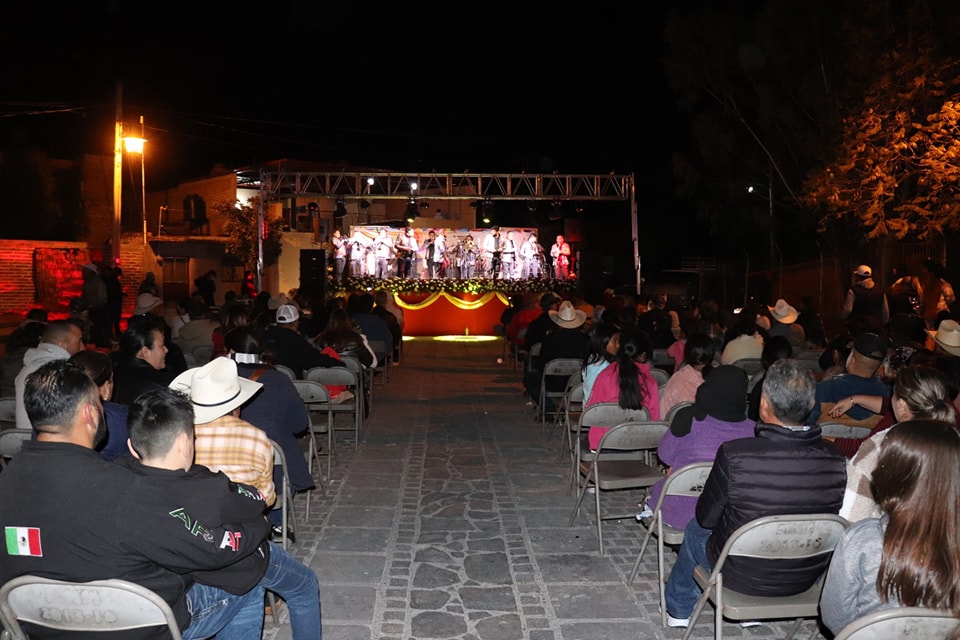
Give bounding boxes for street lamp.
[123,115,147,244]
[746,174,778,298]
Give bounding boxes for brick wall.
[150,172,237,237]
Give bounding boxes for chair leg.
[567,467,591,526]
[266,591,280,625]
[593,467,604,554]
[783,618,805,640]
[680,586,712,640]
[627,518,657,584]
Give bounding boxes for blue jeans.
[664,518,713,619]
[261,541,322,639]
[184,582,265,640]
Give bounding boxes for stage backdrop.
[396,291,508,336]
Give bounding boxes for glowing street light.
[123,115,147,244]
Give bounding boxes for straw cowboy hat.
[767,298,799,325]
[548,301,586,329]
[132,293,164,316]
[930,319,960,357]
[169,357,263,424]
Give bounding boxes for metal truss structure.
[254,170,634,202]
[252,169,640,293]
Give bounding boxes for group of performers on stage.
[330,226,575,281]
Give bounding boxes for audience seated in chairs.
[821,420,960,635]
[585,327,660,451]
[524,301,589,411]
[112,316,177,406]
[643,365,755,531]
[69,350,130,462]
[662,359,846,628]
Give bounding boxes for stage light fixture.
[405,198,419,222]
[549,201,564,221]
[359,199,371,210]
[334,198,348,218]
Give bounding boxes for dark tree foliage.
[662,0,960,260]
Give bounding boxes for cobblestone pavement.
[263,337,831,640]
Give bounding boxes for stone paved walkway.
[263,337,831,640]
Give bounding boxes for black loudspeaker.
[299,249,326,298]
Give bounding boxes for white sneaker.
[666,613,689,628]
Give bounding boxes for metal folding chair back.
[539,358,582,430]
[274,364,297,381]
[818,422,873,440]
[305,366,362,452]
[569,402,649,493]
[627,461,714,626]
[0,576,183,639]
[291,379,332,519]
[832,607,960,640]
[568,419,668,554]
[558,381,585,463]
[663,400,694,423]
[650,367,671,388]
[0,398,17,430]
[681,513,849,640]
[265,439,296,626]
[0,429,31,469]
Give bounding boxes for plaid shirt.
[194,414,276,507]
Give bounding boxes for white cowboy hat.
[132,293,164,316]
[931,319,960,357]
[548,301,586,329]
[767,299,799,324]
[169,357,263,424]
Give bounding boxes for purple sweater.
[648,414,756,529]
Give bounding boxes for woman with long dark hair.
[584,327,660,450]
[821,419,960,636]
[581,321,620,404]
[312,308,376,368]
[659,332,715,414]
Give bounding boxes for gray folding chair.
[0,576,182,639]
[367,340,391,386]
[570,402,649,494]
[265,439,298,626]
[627,462,714,626]
[274,364,297,381]
[292,379,334,512]
[0,398,17,431]
[305,366,362,451]
[0,429,32,469]
[832,607,960,640]
[339,355,370,411]
[663,400,694,423]
[558,381,585,462]
[538,358,582,430]
[818,422,873,440]
[731,358,764,378]
[568,420,668,554]
[681,513,849,640]
[650,367,671,388]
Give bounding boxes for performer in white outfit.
[374,228,394,279]
[520,232,544,279]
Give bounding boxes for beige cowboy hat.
[169,357,263,424]
[767,299,799,324]
[132,293,164,316]
[930,319,960,357]
[548,301,586,329]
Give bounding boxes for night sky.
[1,2,673,186]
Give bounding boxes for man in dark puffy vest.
[662,359,847,628]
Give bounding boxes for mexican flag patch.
[5,527,42,557]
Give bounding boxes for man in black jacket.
[663,359,847,628]
[0,360,267,639]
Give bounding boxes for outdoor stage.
[333,276,576,337]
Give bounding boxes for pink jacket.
[586,361,660,450]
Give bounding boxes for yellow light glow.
[432,335,498,343]
[123,136,146,154]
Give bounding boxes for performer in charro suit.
[331,229,347,281]
[501,231,518,280]
[424,230,444,279]
[396,228,418,279]
[349,230,369,276]
[550,234,571,280]
[460,235,478,279]
[521,232,544,279]
[482,227,503,280]
[374,228,394,279]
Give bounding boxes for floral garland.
[331,276,577,296]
